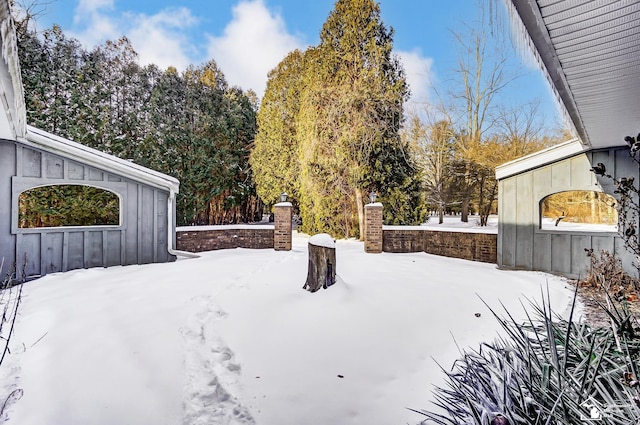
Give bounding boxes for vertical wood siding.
[0,139,175,281]
[498,147,639,278]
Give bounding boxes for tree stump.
[303,234,336,292]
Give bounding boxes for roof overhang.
[496,137,586,180]
[22,125,180,194]
[508,0,640,149]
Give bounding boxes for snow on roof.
[495,138,587,180]
[23,125,180,194]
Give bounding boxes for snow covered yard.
[1,233,574,425]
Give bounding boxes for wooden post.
[303,233,336,292]
[274,202,292,251]
[364,203,383,253]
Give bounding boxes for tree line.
[251,0,566,236]
[16,21,261,226]
[251,0,424,239]
[15,0,566,236]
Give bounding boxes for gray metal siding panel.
[18,233,40,277]
[533,166,552,201]
[515,173,534,268]
[45,154,64,179]
[125,182,139,265]
[591,150,615,192]
[156,191,168,262]
[551,160,571,189]
[140,186,154,264]
[67,161,84,180]
[106,231,121,267]
[615,236,635,278]
[86,231,103,268]
[67,232,84,271]
[592,235,615,256]
[88,168,103,181]
[551,233,571,275]
[153,189,158,263]
[0,141,16,280]
[613,148,640,276]
[614,147,638,182]
[42,232,63,274]
[500,178,517,267]
[533,233,551,271]
[21,148,41,177]
[570,155,593,188]
[570,235,591,278]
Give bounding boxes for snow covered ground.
[0,231,575,425]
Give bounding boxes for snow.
[0,232,575,425]
[177,224,274,231]
[540,217,617,232]
[386,214,499,234]
[308,233,335,248]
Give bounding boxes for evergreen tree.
[253,0,424,238]
[298,0,417,238]
[16,23,261,226]
[250,49,304,207]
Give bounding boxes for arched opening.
[540,190,617,232]
[18,185,120,228]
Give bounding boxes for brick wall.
[175,224,496,263]
[176,227,274,252]
[364,204,383,253]
[382,228,497,263]
[274,203,292,251]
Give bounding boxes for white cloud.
[206,0,305,96]
[126,8,198,71]
[69,0,118,46]
[75,0,114,19]
[68,2,198,72]
[60,0,431,105]
[397,48,434,111]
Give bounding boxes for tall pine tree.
[253,0,424,238]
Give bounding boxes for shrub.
[412,289,640,424]
[0,260,24,418]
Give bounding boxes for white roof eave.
[22,125,180,194]
[496,138,588,180]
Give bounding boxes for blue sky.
[32,0,562,128]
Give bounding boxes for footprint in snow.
[180,296,255,425]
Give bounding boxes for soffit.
[510,0,640,148]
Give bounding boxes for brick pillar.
[274,202,292,251]
[364,203,383,253]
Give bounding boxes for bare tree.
[405,114,456,224]
[448,6,517,222]
[496,101,549,158]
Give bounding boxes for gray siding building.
[0,2,180,281]
[500,1,640,278]
[497,140,637,278]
